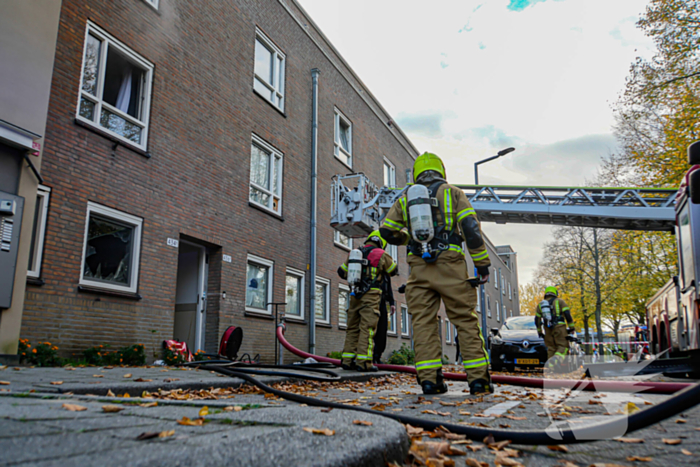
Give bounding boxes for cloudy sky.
[297,0,655,285]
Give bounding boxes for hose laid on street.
[199,362,700,445]
[276,324,692,395]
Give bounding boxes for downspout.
[309,68,320,354]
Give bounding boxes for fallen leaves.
[106,389,115,397]
[198,406,209,417]
[133,378,153,382]
[626,456,652,462]
[177,417,206,426]
[466,458,489,467]
[123,374,132,378]
[101,405,124,413]
[50,381,63,385]
[410,440,465,466]
[676,418,687,424]
[616,438,644,444]
[353,420,373,426]
[302,427,335,436]
[92,374,104,378]
[223,406,243,412]
[663,439,682,445]
[547,445,568,453]
[0,381,9,385]
[136,430,175,440]
[682,449,693,456]
[62,403,87,412]
[138,402,158,408]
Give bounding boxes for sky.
[297,0,656,285]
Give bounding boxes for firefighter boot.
[357,363,378,372]
[421,370,448,395]
[470,377,494,396]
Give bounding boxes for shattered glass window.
[83,215,134,286]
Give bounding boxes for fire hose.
[276,324,691,395]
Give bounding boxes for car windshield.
[503,317,537,331]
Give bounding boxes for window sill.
[244,310,274,319]
[248,201,284,221]
[338,324,347,330]
[388,332,398,337]
[334,154,353,171]
[253,88,287,117]
[77,285,142,300]
[26,277,45,286]
[316,322,332,328]
[74,118,151,159]
[401,334,411,340]
[334,242,351,252]
[285,316,306,324]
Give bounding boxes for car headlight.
[492,336,503,345]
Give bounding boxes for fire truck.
[647,141,700,361]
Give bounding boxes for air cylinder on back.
[407,184,434,258]
[347,249,363,295]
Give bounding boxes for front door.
[173,241,207,352]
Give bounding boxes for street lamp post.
[474,147,515,185]
[473,148,515,355]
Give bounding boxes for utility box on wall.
[0,192,24,309]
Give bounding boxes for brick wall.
[21,0,417,363]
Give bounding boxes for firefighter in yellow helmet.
[338,231,398,372]
[379,153,493,395]
[535,286,574,368]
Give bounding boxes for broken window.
[80,202,142,294]
[78,23,153,149]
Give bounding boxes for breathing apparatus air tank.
[347,249,364,296]
[407,184,435,259]
[539,300,553,328]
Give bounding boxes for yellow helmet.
[366,230,387,249]
[413,152,446,183]
[545,286,558,296]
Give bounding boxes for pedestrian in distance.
[338,231,398,372]
[379,152,493,395]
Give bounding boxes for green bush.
[18,339,62,367]
[81,344,146,366]
[387,343,415,365]
[163,347,187,366]
[327,351,343,360]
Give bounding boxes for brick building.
[16,0,519,364]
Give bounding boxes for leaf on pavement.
[423,410,439,415]
[503,415,526,420]
[676,418,687,424]
[106,389,115,397]
[102,405,124,413]
[626,456,652,462]
[50,381,63,385]
[123,374,132,378]
[92,374,104,378]
[62,403,87,412]
[353,420,372,426]
[159,429,175,438]
[616,438,644,443]
[198,406,209,417]
[682,449,693,456]
[490,440,512,450]
[177,416,205,426]
[321,407,333,413]
[663,439,682,445]
[302,427,335,436]
[547,445,568,452]
[459,411,471,416]
[0,381,9,385]
[465,458,489,467]
[495,457,523,467]
[133,378,153,382]
[405,424,424,436]
[139,402,158,408]
[483,434,495,445]
[465,445,483,452]
[136,432,160,440]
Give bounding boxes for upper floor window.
[27,185,51,279]
[79,202,143,294]
[383,158,396,187]
[496,302,500,322]
[334,230,352,250]
[494,272,498,289]
[334,108,352,168]
[401,305,409,336]
[501,273,505,295]
[386,243,398,266]
[445,319,452,343]
[249,134,283,215]
[254,28,285,111]
[508,283,512,300]
[339,285,350,327]
[487,295,491,318]
[77,22,154,150]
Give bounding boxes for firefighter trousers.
[544,324,568,361]
[341,289,381,369]
[405,258,489,385]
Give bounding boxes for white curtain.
[115,71,132,114]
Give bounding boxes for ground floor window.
[401,305,409,336]
[79,202,142,293]
[285,268,304,320]
[338,285,349,327]
[315,277,330,324]
[27,185,51,278]
[445,319,452,343]
[388,308,396,334]
[246,255,273,313]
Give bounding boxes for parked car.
[490,316,547,371]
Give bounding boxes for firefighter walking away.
[338,231,398,372]
[380,152,493,395]
[535,286,575,372]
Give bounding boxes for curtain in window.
[339,126,349,152]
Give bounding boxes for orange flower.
[32,349,37,354]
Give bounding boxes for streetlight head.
[498,147,516,157]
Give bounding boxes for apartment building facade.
[15,0,520,365]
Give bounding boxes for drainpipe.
[309,68,320,355]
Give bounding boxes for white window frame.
[314,276,331,324]
[388,308,397,335]
[502,273,505,295]
[79,202,143,294]
[27,185,51,279]
[476,291,481,313]
[245,254,274,314]
[496,302,500,322]
[249,134,283,215]
[334,230,352,251]
[76,22,154,150]
[445,319,452,343]
[508,283,512,300]
[401,304,409,336]
[383,157,396,187]
[386,243,399,264]
[284,267,305,321]
[494,272,498,289]
[338,284,350,328]
[143,0,159,10]
[254,27,285,111]
[334,108,353,168]
[487,295,491,318]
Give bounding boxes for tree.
[518,282,543,317]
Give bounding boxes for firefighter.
[379,152,493,395]
[535,286,574,367]
[338,231,398,372]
